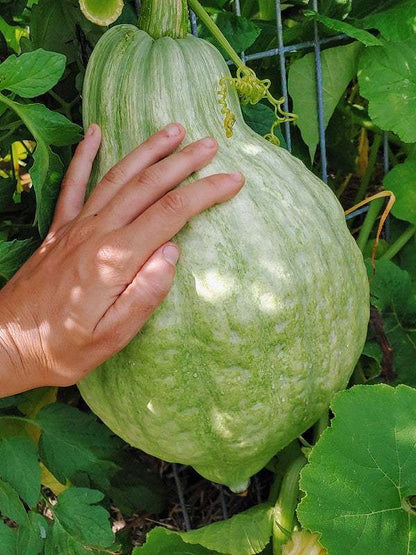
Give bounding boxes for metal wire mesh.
[173,1,390,527]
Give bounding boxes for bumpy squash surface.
[79,24,369,491]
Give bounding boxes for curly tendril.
[218,67,297,145]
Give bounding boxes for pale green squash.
[79,23,369,491]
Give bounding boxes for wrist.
[0,297,47,397]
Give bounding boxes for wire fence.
[172,0,389,527]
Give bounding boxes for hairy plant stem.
[356,198,384,252]
[188,0,245,69]
[381,224,416,260]
[354,133,382,203]
[139,0,188,38]
[272,454,307,554]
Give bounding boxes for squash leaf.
[138,504,274,555]
[358,37,416,143]
[383,159,416,225]
[354,0,416,42]
[298,385,416,555]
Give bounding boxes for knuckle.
[103,164,128,186]
[160,190,188,216]
[138,166,163,188]
[64,217,95,248]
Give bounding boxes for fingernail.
[165,123,181,137]
[200,137,217,148]
[86,124,95,137]
[163,244,180,265]
[230,171,243,182]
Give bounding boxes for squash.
[79,1,369,491]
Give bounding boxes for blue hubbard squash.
[78,0,369,492]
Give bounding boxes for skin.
[0,123,244,397]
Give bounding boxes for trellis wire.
[173,1,390,529]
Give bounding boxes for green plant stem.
[272,455,307,554]
[354,134,382,203]
[188,0,245,68]
[313,412,329,444]
[381,224,416,260]
[139,0,188,38]
[356,198,384,252]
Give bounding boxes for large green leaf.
[288,41,362,160]
[383,159,416,225]
[358,38,416,143]
[30,0,103,63]
[356,0,416,42]
[138,504,274,555]
[0,436,41,507]
[36,403,120,487]
[0,50,66,98]
[298,385,416,555]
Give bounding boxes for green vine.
[188,0,297,145]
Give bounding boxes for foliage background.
[1,0,416,553]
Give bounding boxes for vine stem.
[272,455,307,554]
[381,224,416,260]
[356,198,384,252]
[187,0,245,69]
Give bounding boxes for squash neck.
[139,0,188,39]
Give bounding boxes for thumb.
[94,242,180,348]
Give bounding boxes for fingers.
[50,124,101,233]
[113,171,244,275]
[99,137,219,230]
[93,242,179,346]
[83,123,186,217]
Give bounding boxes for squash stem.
[139,0,188,39]
[272,455,307,554]
[187,0,245,69]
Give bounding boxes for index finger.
[111,171,244,276]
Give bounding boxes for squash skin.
[79,25,369,490]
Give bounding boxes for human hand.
[0,123,244,396]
